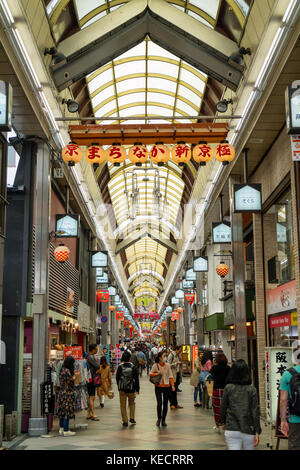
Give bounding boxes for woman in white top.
[150,351,175,427]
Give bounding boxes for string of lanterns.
[62,141,235,167]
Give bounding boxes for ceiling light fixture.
[62,99,79,114]
[216,98,233,113]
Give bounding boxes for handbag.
[149,364,162,385]
[92,372,102,388]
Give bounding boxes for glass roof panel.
[117,43,146,59]
[180,68,205,91]
[187,10,213,27]
[188,0,220,18]
[119,105,146,116]
[94,100,117,117]
[176,98,199,115]
[148,60,179,77]
[91,85,115,108]
[114,61,145,78]
[83,10,107,28]
[118,92,146,107]
[148,42,179,61]
[75,0,106,21]
[147,92,175,107]
[116,77,146,94]
[88,68,113,93]
[147,77,177,93]
[177,84,202,107]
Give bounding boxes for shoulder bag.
[149,364,162,385]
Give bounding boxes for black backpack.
[288,368,300,416]
[119,364,135,393]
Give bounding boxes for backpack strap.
[288,367,298,377]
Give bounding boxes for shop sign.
[172,312,179,321]
[290,135,300,161]
[116,311,124,321]
[91,251,108,267]
[182,345,191,361]
[185,292,195,305]
[56,214,79,237]
[175,289,184,299]
[66,287,75,314]
[285,82,300,134]
[291,311,298,326]
[78,301,90,332]
[212,222,231,244]
[108,286,116,296]
[233,184,262,212]
[193,256,208,272]
[192,345,199,370]
[41,382,55,416]
[97,290,109,303]
[276,223,287,242]
[96,268,103,276]
[166,306,172,312]
[96,271,109,284]
[186,268,196,281]
[0,81,13,131]
[183,279,194,289]
[224,296,235,326]
[171,296,179,305]
[64,346,83,360]
[265,347,292,424]
[101,315,108,324]
[269,314,292,328]
[266,280,296,315]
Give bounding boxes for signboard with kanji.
[265,347,292,424]
[41,382,55,416]
[212,221,231,244]
[97,290,109,303]
[64,346,83,360]
[290,135,300,161]
[233,184,262,213]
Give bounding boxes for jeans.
[199,371,209,407]
[59,418,69,432]
[224,430,255,450]
[155,387,170,422]
[194,384,202,403]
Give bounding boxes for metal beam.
[50,0,243,91]
[115,229,178,255]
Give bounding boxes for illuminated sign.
[0,81,12,131]
[285,82,300,134]
[175,289,184,299]
[193,256,208,272]
[182,279,194,289]
[171,296,179,305]
[233,184,262,213]
[185,268,196,281]
[108,286,116,296]
[212,221,231,244]
[92,251,108,267]
[96,271,109,284]
[56,214,79,237]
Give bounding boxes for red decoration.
[62,143,83,166]
[215,141,235,166]
[216,262,229,278]
[192,142,213,165]
[172,312,179,321]
[97,290,109,302]
[128,143,148,165]
[116,311,124,321]
[85,144,105,164]
[64,346,82,360]
[171,143,191,165]
[177,307,183,313]
[106,144,126,165]
[185,293,195,305]
[54,244,70,263]
[109,305,115,312]
[150,143,170,166]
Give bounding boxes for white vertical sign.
[290,135,300,161]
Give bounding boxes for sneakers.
[176,405,183,409]
[100,404,104,408]
[161,421,167,427]
[59,428,64,436]
[63,431,76,437]
[213,426,221,433]
[123,422,128,427]
[170,405,176,410]
[130,419,136,425]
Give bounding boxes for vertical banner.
[192,345,199,371]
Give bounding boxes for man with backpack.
[280,341,300,450]
[116,350,140,427]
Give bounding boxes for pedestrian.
[190,349,202,407]
[116,350,140,427]
[145,347,151,376]
[199,350,213,409]
[86,344,101,421]
[279,341,300,450]
[150,351,175,427]
[137,347,147,377]
[130,347,139,369]
[210,352,231,431]
[57,356,77,436]
[168,345,183,409]
[220,359,261,450]
[97,356,112,409]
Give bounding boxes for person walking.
[220,359,261,450]
[116,351,140,427]
[279,341,300,450]
[57,356,77,436]
[150,351,175,427]
[97,356,112,409]
[190,349,202,407]
[210,352,231,431]
[130,347,139,369]
[137,347,147,377]
[199,350,213,409]
[168,346,183,409]
[86,344,101,421]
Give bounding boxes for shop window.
[270,325,298,347]
[264,188,295,286]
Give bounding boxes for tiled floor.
[13,376,287,450]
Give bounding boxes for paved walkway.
[12,375,287,450]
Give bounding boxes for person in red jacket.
[150,351,175,427]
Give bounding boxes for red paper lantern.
[54,244,70,263]
[109,305,115,312]
[192,141,213,166]
[85,143,106,165]
[62,142,83,166]
[106,143,127,166]
[171,142,191,166]
[150,142,170,166]
[215,140,235,166]
[216,262,229,278]
[128,142,148,165]
[177,307,183,313]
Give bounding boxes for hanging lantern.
[106,143,127,166]
[177,307,183,313]
[128,142,148,166]
[54,244,70,263]
[215,140,235,166]
[109,305,115,312]
[85,143,106,166]
[150,142,170,166]
[62,142,83,166]
[171,142,191,166]
[216,262,230,278]
[193,141,213,166]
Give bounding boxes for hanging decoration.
[171,142,191,166]
[85,143,106,165]
[62,143,83,166]
[109,305,115,312]
[215,140,235,166]
[97,290,109,302]
[216,262,230,278]
[172,312,179,321]
[116,311,124,321]
[192,141,213,165]
[128,142,148,166]
[177,307,183,313]
[106,143,127,166]
[185,293,195,305]
[150,142,170,166]
[54,244,70,263]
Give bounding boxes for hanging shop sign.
[97,290,109,303]
[78,301,90,333]
[185,268,197,281]
[192,142,213,165]
[185,292,196,305]
[66,287,75,314]
[56,214,79,237]
[290,134,300,161]
[0,81,12,131]
[224,295,235,326]
[108,286,116,296]
[182,345,191,361]
[62,143,83,166]
[285,82,300,134]
[193,256,208,272]
[91,251,108,267]
[101,315,108,324]
[161,321,167,328]
[41,382,55,416]
[96,271,109,284]
[64,346,83,360]
[233,184,262,213]
[212,221,231,244]
[175,289,185,299]
[85,144,106,165]
[276,223,287,243]
[116,311,124,321]
[182,279,194,289]
[172,312,179,321]
[96,268,103,276]
[265,347,292,424]
[266,280,296,315]
[166,306,172,313]
[171,296,179,305]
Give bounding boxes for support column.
[291,163,300,337]
[101,301,109,346]
[196,272,205,347]
[229,178,248,363]
[28,143,51,437]
[89,237,97,344]
[253,212,267,415]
